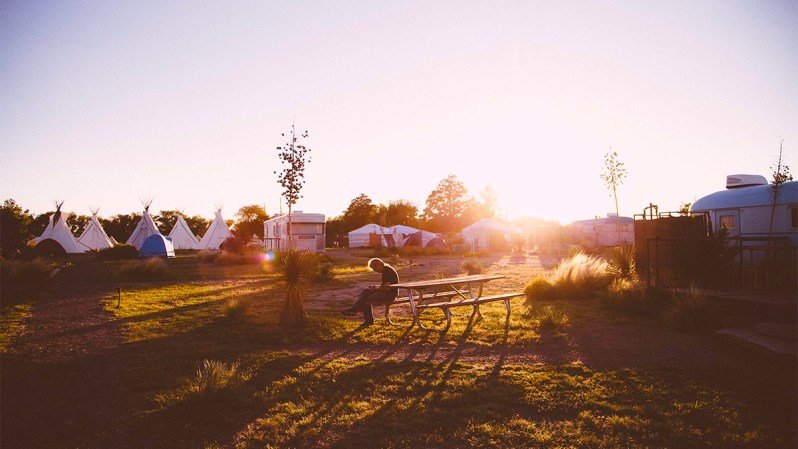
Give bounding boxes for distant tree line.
[0,200,271,258]
[325,174,501,246]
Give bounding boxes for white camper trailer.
[691,175,797,245]
[263,212,326,253]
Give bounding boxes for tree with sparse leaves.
[275,124,312,249]
[768,141,793,243]
[601,149,627,244]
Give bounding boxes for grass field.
[1,250,795,448]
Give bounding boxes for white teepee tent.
[126,200,161,250]
[198,208,233,250]
[168,214,200,250]
[77,209,114,251]
[31,202,86,254]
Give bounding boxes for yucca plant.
[275,249,319,326]
[605,244,637,281]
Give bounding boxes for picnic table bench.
[388,275,525,332]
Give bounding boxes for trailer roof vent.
[726,174,768,189]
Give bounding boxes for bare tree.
[600,149,627,244]
[275,123,312,249]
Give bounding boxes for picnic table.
[387,274,525,332]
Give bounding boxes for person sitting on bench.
[342,258,399,325]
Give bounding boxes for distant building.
[568,214,634,248]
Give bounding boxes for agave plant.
[275,249,319,326]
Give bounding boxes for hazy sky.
[2,0,796,224]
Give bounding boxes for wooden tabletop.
[390,274,504,289]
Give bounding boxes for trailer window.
[291,223,323,235]
[719,215,736,230]
[791,207,798,228]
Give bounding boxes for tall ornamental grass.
[548,253,612,299]
[276,250,319,326]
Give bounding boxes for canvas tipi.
[77,208,114,251]
[198,208,233,250]
[126,200,161,250]
[30,201,86,254]
[168,214,200,250]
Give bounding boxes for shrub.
[549,253,612,299]
[114,257,168,280]
[461,260,484,275]
[600,278,645,313]
[217,251,261,266]
[186,359,241,397]
[524,277,556,304]
[605,244,637,281]
[664,283,722,332]
[220,236,247,254]
[0,257,55,288]
[97,244,138,260]
[313,262,336,283]
[196,250,220,264]
[531,305,569,330]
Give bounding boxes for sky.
[2,0,796,225]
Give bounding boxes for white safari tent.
[168,214,201,250]
[462,218,520,251]
[30,205,86,254]
[127,204,161,250]
[77,209,114,251]
[569,214,634,248]
[691,175,798,245]
[347,224,391,248]
[264,212,326,252]
[199,208,234,250]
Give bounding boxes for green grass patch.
[0,304,32,352]
[127,352,793,449]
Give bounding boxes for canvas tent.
[462,218,520,251]
[77,210,113,251]
[168,214,200,250]
[403,230,448,249]
[30,204,86,254]
[199,208,234,250]
[127,204,161,250]
[140,234,176,258]
[347,224,390,248]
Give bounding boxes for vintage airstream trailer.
[691,175,797,245]
[568,214,635,248]
[263,212,326,253]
